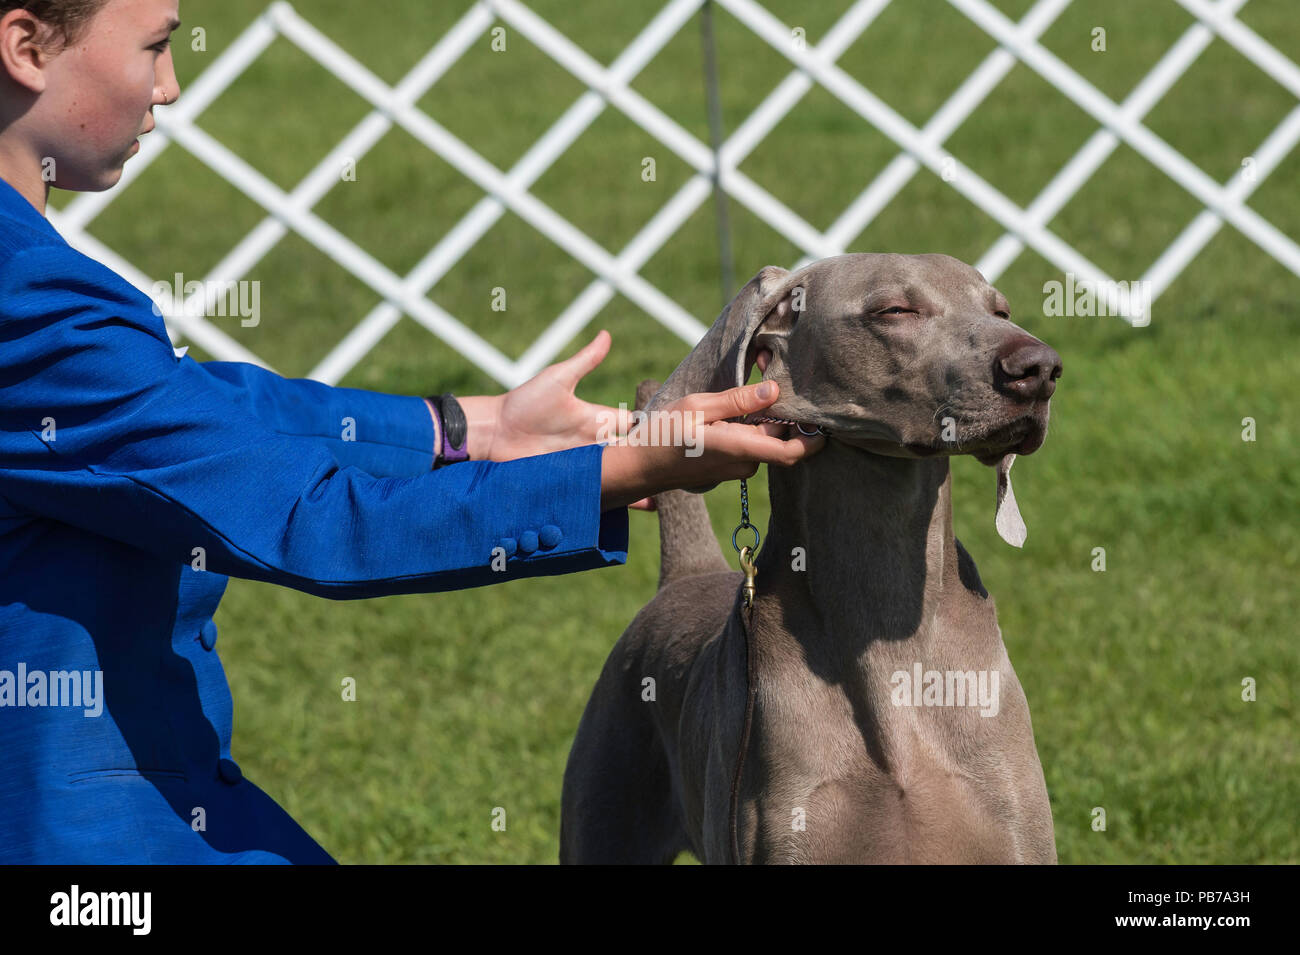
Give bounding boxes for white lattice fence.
[45,0,1300,388]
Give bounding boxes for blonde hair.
[1,1,110,53]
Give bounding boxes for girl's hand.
[485,330,634,462]
[599,380,826,511]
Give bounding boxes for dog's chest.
[741,611,1038,854]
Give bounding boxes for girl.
[0,0,822,862]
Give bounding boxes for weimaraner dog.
[561,253,1061,864]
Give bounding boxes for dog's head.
[646,253,1062,545]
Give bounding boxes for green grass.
[50,0,1300,862]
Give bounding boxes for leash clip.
[732,477,761,609]
[738,545,757,609]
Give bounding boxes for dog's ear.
[748,280,805,383]
[646,265,804,413]
[642,266,806,495]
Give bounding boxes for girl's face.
[10,0,181,193]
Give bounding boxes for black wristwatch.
[427,392,469,468]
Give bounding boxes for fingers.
[629,496,657,511]
[741,430,827,467]
[673,380,779,424]
[706,420,826,467]
[556,329,611,388]
[614,379,826,496]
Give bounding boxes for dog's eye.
[876,306,917,316]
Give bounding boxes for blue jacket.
[0,177,628,863]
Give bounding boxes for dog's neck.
[754,439,959,664]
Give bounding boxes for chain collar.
[745,414,829,436]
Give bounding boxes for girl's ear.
[0,10,54,94]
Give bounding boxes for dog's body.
[561,254,1060,864]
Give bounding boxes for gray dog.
[561,253,1061,864]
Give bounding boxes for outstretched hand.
[485,330,824,512]
[487,330,634,463]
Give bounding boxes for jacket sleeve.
[197,359,438,478]
[0,243,628,599]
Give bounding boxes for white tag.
[995,453,1027,548]
[173,345,190,359]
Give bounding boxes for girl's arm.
[197,359,446,477]
[0,243,628,599]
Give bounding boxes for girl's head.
[0,0,180,207]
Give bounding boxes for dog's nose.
[995,336,1062,400]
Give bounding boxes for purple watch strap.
[430,395,469,468]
